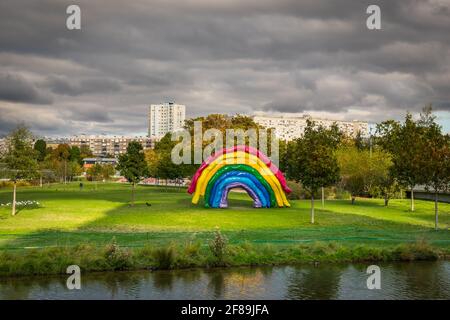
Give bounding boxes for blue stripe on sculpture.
[211,177,266,208]
[209,171,270,208]
[210,173,270,208]
[210,171,271,208]
[219,182,262,208]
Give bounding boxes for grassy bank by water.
[0,182,449,276]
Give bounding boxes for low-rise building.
[68,135,156,157]
[82,157,117,169]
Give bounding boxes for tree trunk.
[311,193,315,224]
[11,181,17,216]
[384,195,389,207]
[321,187,325,208]
[410,187,415,212]
[435,192,439,231]
[40,175,43,188]
[351,195,355,205]
[131,182,135,206]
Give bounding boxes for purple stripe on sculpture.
[219,182,263,208]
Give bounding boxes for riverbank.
[1,239,448,277]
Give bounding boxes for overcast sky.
[1,0,449,137]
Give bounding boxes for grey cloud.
[46,76,121,96]
[0,0,449,135]
[0,73,52,104]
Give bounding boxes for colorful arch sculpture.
[188,146,291,208]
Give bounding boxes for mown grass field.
[0,182,449,250]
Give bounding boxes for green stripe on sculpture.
[204,164,277,207]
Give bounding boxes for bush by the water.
[0,239,446,277]
[152,246,176,269]
[104,238,132,270]
[209,229,228,264]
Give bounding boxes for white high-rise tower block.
[148,102,186,137]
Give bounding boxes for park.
[0,108,449,279]
[0,181,449,276]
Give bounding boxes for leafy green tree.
[87,163,103,190]
[155,133,193,179]
[79,145,94,163]
[117,141,149,206]
[377,113,427,211]
[101,164,115,181]
[419,106,450,230]
[288,120,341,223]
[144,148,160,177]
[33,139,47,162]
[336,144,368,204]
[69,146,81,163]
[3,125,38,216]
[51,144,71,183]
[369,151,400,206]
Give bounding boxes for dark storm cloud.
[0,73,52,104]
[0,0,449,135]
[46,76,121,96]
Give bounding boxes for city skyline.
[1,1,450,136]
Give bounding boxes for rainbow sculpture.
[188,146,291,208]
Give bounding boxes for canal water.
[1,261,449,299]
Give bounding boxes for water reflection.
[0,262,449,300]
[285,265,343,299]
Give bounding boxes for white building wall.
[148,102,186,137]
[253,114,368,141]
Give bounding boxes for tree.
[69,146,81,164]
[3,126,38,216]
[52,144,71,183]
[377,114,427,211]
[144,148,160,177]
[33,139,47,162]
[419,106,450,230]
[116,141,149,206]
[369,151,400,206]
[79,145,94,164]
[336,144,368,204]
[101,164,115,181]
[86,163,103,190]
[288,120,341,223]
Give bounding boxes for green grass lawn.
[0,182,449,250]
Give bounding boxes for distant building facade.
[148,102,186,137]
[0,138,7,157]
[82,157,117,169]
[252,113,369,141]
[67,135,156,157]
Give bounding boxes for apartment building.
[68,135,156,157]
[253,113,369,141]
[148,102,186,137]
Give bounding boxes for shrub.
[209,228,228,263]
[153,246,176,269]
[104,238,131,270]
